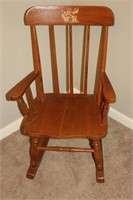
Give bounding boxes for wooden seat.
[21,94,106,139]
[6,6,116,183]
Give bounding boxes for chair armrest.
[100,72,116,104]
[6,71,39,101]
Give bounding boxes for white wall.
[1,0,72,128]
[1,0,133,134]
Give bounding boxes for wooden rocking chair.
[6,6,116,182]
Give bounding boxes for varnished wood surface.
[30,26,45,102]
[38,146,94,152]
[6,71,39,101]
[21,94,107,139]
[24,6,114,26]
[101,72,116,103]
[6,6,116,182]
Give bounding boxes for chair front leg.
[91,139,104,183]
[26,137,49,179]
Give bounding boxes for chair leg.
[26,137,49,179]
[91,139,104,183]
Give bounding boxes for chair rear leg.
[26,137,49,179]
[91,139,104,183]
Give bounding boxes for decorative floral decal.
[61,8,79,23]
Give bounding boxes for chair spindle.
[30,26,45,102]
[25,86,36,113]
[83,26,90,96]
[49,25,60,95]
[67,25,73,96]
[94,26,109,105]
[17,97,30,119]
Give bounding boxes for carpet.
[0,118,133,200]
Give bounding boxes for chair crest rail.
[24,6,114,26]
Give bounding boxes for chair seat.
[21,94,107,139]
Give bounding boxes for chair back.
[24,6,114,104]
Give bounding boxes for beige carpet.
[0,118,133,200]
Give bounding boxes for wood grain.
[6,6,116,183]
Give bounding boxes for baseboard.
[109,107,133,130]
[0,117,22,140]
[0,106,133,141]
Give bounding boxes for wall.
[1,0,72,128]
[0,0,133,134]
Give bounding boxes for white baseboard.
[109,107,133,130]
[0,106,133,141]
[0,117,22,140]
